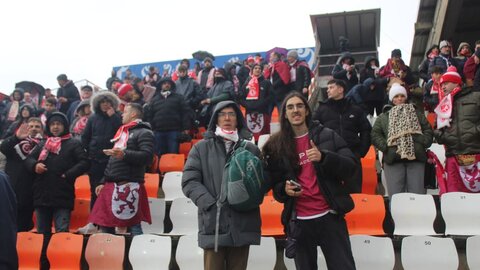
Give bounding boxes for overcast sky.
[0,0,420,94]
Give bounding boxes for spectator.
[423,66,443,112]
[1,88,25,137]
[224,62,241,100]
[264,51,291,113]
[70,100,91,139]
[199,68,235,126]
[332,52,359,92]
[89,103,154,235]
[239,63,273,141]
[144,77,191,156]
[371,84,433,199]
[287,50,312,98]
[262,92,357,270]
[237,56,255,88]
[144,66,160,87]
[106,69,120,91]
[23,92,37,111]
[25,112,89,269]
[182,101,260,270]
[348,77,387,116]
[3,104,35,140]
[418,45,440,83]
[455,42,471,79]
[172,58,198,81]
[0,117,43,232]
[379,49,408,80]
[428,40,459,77]
[360,55,380,83]
[117,83,144,112]
[38,97,58,126]
[463,40,480,87]
[67,85,93,123]
[0,171,18,270]
[314,79,371,193]
[197,57,216,92]
[175,65,202,125]
[434,66,480,193]
[56,74,80,114]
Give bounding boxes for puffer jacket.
[332,52,359,91]
[102,121,154,183]
[263,121,357,228]
[371,104,433,164]
[182,101,260,249]
[434,87,480,157]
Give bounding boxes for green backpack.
[224,140,265,211]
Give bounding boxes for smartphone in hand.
[288,180,302,192]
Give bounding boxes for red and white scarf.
[430,77,441,95]
[15,134,42,160]
[38,134,72,161]
[72,116,88,135]
[111,120,140,149]
[246,76,260,100]
[7,101,19,121]
[434,86,462,129]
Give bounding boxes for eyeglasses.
[286,103,306,111]
[218,112,236,118]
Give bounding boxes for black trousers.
[88,160,108,209]
[295,213,355,270]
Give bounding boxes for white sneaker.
[77,223,99,234]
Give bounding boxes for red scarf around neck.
[111,120,140,149]
[246,76,260,100]
[73,116,89,135]
[38,134,72,161]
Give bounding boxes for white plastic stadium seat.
[401,235,458,270]
[257,134,270,151]
[466,235,480,270]
[161,197,198,236]
[162,171,185,201]
[283,246,327,270]
[141,198,165,234]
[350,235,395,270]
[390,193,437,235]
[176,234,204,270]
[247,237,276,270]
[129,234,171,270]
[441,192,480,235]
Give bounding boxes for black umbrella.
[192,50,215,61]
[15,81,45,107]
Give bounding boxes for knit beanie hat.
[117,83,133,98]
[389,83,407,101]
[391,49,402,58]
[440,66,462,85]
[439,40,449,49]
[287,50,298,59]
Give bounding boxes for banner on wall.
[113,47,315,80]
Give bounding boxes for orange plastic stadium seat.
[271,107,279,123]
[69,199,91,232]
[144,173,160,198]
[47,232,83,270]
[74,174,91,200]
[85,233,125,270]
[260,196,284,236]
[191,139,201,146]
[159,154,185,174]
[427,112,436,128]
[240,105,246,117]
[195,127,207,139]
[361,146,377,194]
[179,142,193,158]
[345,193,386,235]
[17,232,43,270]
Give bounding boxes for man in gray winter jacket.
[182,101,261,270]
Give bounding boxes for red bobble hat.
[440,66,462,85]
[117,83,133,97]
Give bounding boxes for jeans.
[99,223,143,236]
[35,207,71,234]
[154,130,180,156]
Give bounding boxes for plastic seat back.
[176,234,204,270]
[345,194,385,235]
[179,142,193,158]
[350,235,395,270]
[74,174,91,200]
[401,235,458,270]
[47,232,83,270]
[361,146,377,194]
[17,232,43,270]
[69,198,90,232]
[162,171,186,201]
[257,134,270,152]
[441,192,480,235]
[259,196,284,236]
[144,173,160,198]
[390,193,437,235]
[85,233,125,270]
[467,235,480,270]
[141,198,166,234]
[164,197,198,235]
[129,234,171,270]
[247,237,276,270]
[159,154,185,174]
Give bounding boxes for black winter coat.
[288,62,312,95]
[263,122,357,228]
[103,122,154,183]
[145,92,191,132]
[82,112,122,162]
[25,138,89,210]
[57,81,80,114]
[175,76,203,109]
[239,76,273,114]
[0,135,39,210]
[313,99,372,158]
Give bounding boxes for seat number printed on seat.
[424,241,431,245]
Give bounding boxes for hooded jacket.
[332,52,359,91]
[57,80,80,114]
[3,104,36,139]
[182,101,260,249]
[70,100,91,137]
[418,45,439,82]
[360,55,380,83]
[102,121,154,184]
[25,112,89,210]
[81,91,122,162]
